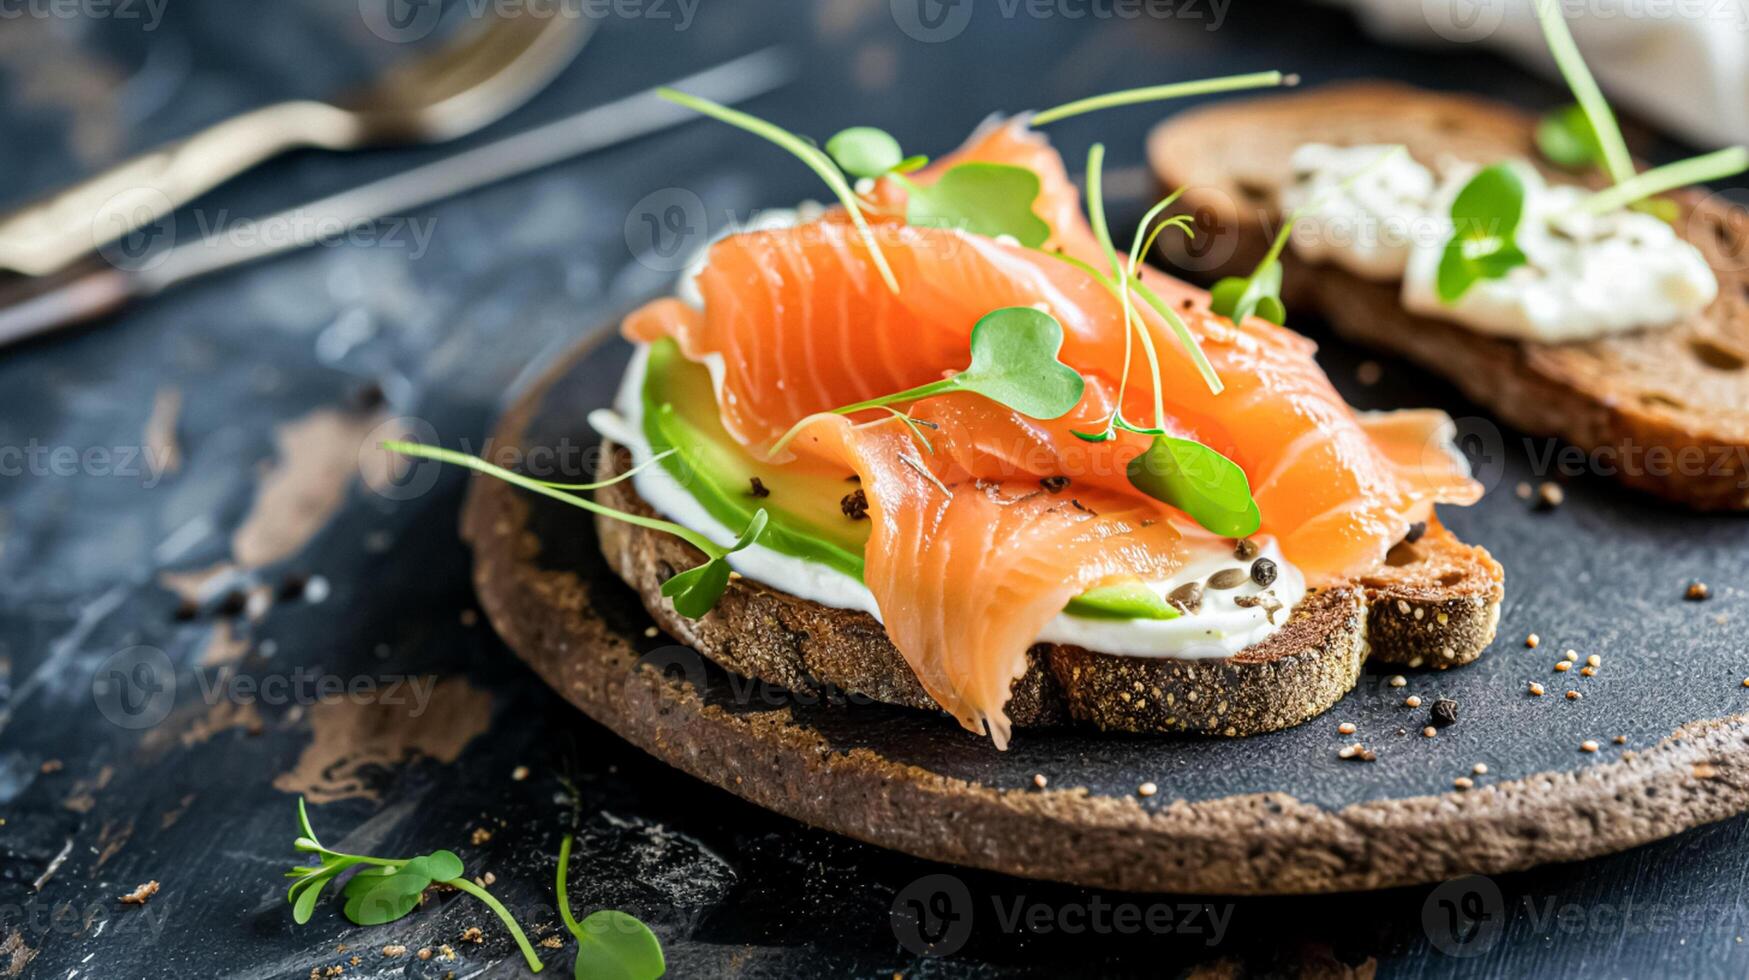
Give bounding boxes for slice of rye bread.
[1148,82,1749,510]
[594,443,1503,737]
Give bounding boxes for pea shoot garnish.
[285,798,546,972]
[383,440,768,619]
[1437,3,1747,304]
[1127,436,1261,539]
[557,835,665,980]
[825,126,927,179]
[897,162,1053,246]
[1435,163,1528,303]
[767,306,1085,456]
[658,88,900,293]
[1214,146,1406,324]
[1031,71,1293,126]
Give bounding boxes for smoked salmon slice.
[623,120,1480,745]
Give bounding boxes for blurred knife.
[0,46,793,348]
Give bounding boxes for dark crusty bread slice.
[1148,81,1749,510]
[595,444,1502,737]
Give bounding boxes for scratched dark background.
[3,0,1749,978]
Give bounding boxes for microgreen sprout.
[658,87,899,292]
[383,440,767,618]
[285,798,545,973]
[1031,71,1293,126]
[1535,1,1634,185]
[556,835,665,980]
[892,163,1053,246]
[1535,104,1603,172]
[1577,146,1749,216]
[1212,145,1406,325]
[826,126,928,179]
[768,306,1084,457]
[1436,163,1528,302]
[1126,435,1261,538]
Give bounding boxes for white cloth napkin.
[1322,0,1749,147]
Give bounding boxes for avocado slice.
[638,338,1164,620]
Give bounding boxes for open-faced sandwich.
[397,75,1504,748]
[1149,5,1749,509]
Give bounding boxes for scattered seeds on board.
[1566,690,1582,700]
[1338,722,1356,735]
[1562,649,1579,662]
[1613,735,1628,745]
[1032,773,1048,789]
[1528,682,1545,696]
[1687,581,1712,601]
[510,765,529,782]
[1137,782,1158,798]
[1587,654,1601,668]
[1388,675,1407,688]
[1554,661,1571,673]
[1453,777,1474,791]
[1525,633,1540,648]
[1534,482,1565,510]
[1580,666,1596,677]
[1404,695,1423,708]
[1515,481,1533,500]
[1423,726,1438,738]
[1338,743,1376,761]
[1207,567,1250,590]
[1581,740,1599,753]
[1472,762,1489,775]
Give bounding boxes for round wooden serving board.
[462,328,1749,895]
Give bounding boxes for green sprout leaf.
[1030,71,1292,126]
[657,88,898,292]
[1536,104,1603,171]
[573,911,666,980]
[901,163,1051,246]
[1535,3,1634,185]
[659,509,768,618]
[769,307,1084,456]
[1435,163,1528,303]
[384,441,759,619]
[954,306,1085,417]
[558,835,665,980]
[826,126,904,179]
[1210,261,1286,326]
[1126,436,1261,538]
[285,799,545,971]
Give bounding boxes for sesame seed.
[1566,690,1582,700]
[1612,735,1627,745]
[1525,633,1540,648]
[1562,649,1579,662]
[1137,782,1157,797]
[1554,661,1571,672]
[1687,581,1712,601]
[1535,482,1564,509]
[510,766,529,782]
[1453,777,1474,790]
[1388,675,1407,688]
[1581,740,1599,753]
[1472,763,1489,775]
[1032,773,1048,789]
[1580,666,1596,677]
[1338,744,1357,759]
[1338,722,1357,735]
[1405,695,1423,708]
[1528,682,1545,696]
[1587,654,1601,667]
[1423,726,1438,738]
[1741,678,1748,688]
[1516,481,1533,499]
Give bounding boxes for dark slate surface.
[2,1,1747,978]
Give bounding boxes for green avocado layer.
[638,338,1176,621]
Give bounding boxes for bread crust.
[1148,81,1749,510]
[595,443,1501,736]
